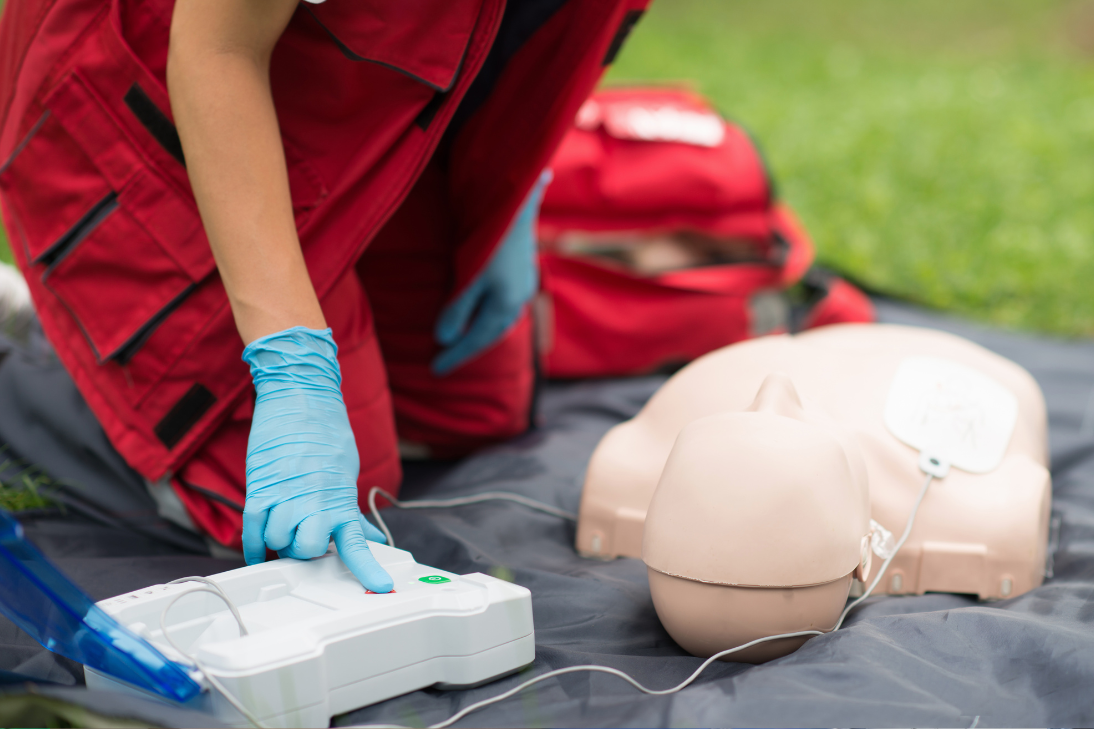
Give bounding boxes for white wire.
[149,473,933,729]
[159,580,267,729]
[831,472,934,631]
[367,486,577,549]
[349,472,936,729]
[166,577,248,636]
[149,486,576,729]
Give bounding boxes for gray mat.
[3,300,1094,727]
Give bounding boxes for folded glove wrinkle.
[240,326,394,593]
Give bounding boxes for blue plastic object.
[0,508,202,702]
[433,170,552,375]
[242,326,393,593]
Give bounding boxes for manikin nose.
[745,371,807,420]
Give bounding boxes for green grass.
[0,447,59,512]
[607,0,1094,336]
[2,2,1093,334]
[0,209,9,265]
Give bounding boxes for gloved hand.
[241,326,394,593]
[433,170,552,375]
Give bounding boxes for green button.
[419,575,451,584]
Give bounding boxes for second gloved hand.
[241,326,393,593]
[433,170,552,375]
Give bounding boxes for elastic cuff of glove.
[242,326,341,385]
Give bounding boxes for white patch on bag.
[605,105,725,147]
[575,99,725,148]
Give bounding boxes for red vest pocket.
[304,0,485,92]
[6,69,214,364]
[42,169,198,363]
[0,111,113,264]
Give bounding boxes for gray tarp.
[2,300,1093,727]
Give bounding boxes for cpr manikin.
[576,324,1051,662]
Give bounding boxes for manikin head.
[642,372,872,663]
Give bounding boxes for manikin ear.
[745,372,808,421]
[853,534,872,583]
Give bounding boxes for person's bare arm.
[168,0,325,345]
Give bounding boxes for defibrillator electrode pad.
[84,544,534,728]
[883,356,1019,474]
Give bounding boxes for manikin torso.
[577,324,1051,610]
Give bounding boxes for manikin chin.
[576,324,1051,663]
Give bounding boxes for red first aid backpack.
[537,87,874,378]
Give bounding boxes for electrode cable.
[159,579,267,728]
[152,494,576,729]
[366,486,577,549]
[350,472,936,728]
[156,472,934,729]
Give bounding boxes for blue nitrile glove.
[433,170,553,375]
[241,326,394,593]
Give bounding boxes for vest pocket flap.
[42,172,197,364]
[44,72,214,282]
[0,111,114,264]
[45,72,142,193]
[12,69,216,365]
[305,0,484,92]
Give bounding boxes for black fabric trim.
[123,84,185,167]
[112,283,197,365]
[415,92,446,131]
[34,191,194,364]
[768,229,790,266]
[302,7,455,92]
[788,266,836,333]
[180,479,245,512]
[446,0,571,136]
[602,9,644,66]
[154,383,216,449]
[35,192,118,268]
[0,111,49,175]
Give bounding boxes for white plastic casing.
[84,543,535,728]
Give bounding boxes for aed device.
[0,508,535,728]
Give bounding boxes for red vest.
[0,0,646,487]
